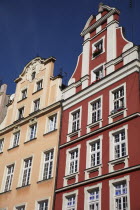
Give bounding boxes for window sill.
[109,108,126,117]
[108,155,129,172]
[109,155,129,164]
[37,177,53,184]
[64,172,78,179]
[17,97,27,103]
[0,190,11,194]
[64,172,79,187]
[91,51,104,60]
[24,137,37,144]
[32,88,43,95]
[87,120,102,133]
[7,145,19,151]
[43,129,57,136]
[16,184,30,190]
[67,129,81,141]
[84,164,102,179]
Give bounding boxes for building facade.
[0,57,62,209]
[55,4,140,210]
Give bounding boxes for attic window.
[31,72,36,80]
[92,66,104,83]
[92,39,103,58]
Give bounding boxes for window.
[42,150,54,180]
[37,200,48,210]
[18,107,24,120]
[111,87,124,114]
[91,99,101,123]
[22,158,32,187]
[84,184,102,210]
[21,89,27,100]
[34,99,40,112]
[114,182,128,210]
[0,139,4,153]
[109,176,130,210]
[92,66,103,82]
[85,136,102,179]
[4,164,14,192]
[16,205,25,210]
[32,71,36,80]
[48,115,57,132]
[92,40,103,57]
[29,124,37,140]
[72,110,80,133]
[36,80,43,91]
[66,195,76,210]
[90,141,100,167]
[62,191,78,210]
[88,189,99,210]
[113,130,126,159]
[69,149,78,175]
[12,132,20,147]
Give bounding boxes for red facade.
[55,4,140,210]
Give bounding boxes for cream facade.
[0,57,62,210]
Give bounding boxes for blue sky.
[0,0,139,94]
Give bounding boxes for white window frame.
[17,107,24,120]
[29,123,37,140]
[21,157,32,187]
[0,139,4,153]
[109,83,127,123]
[91,64,105,83]
[21,89,27,100]
[64,145,81,186]
[67,107,82,141]
[62,190,78,210]
[42,150,54,180]
[36,198,49,210]
[109,125,128,172]
[14,203,27,210]
[84,183,102,210]
[11,131,20,148]
[87,96,103,133]
[85,135,102,179]
[33,98,40,112]
[48,114,57,132]
[36,80,43,91]
[92,36,105,59]
[109,176,130,210]
[2,164,14,192]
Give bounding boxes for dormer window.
[31,71,36,80]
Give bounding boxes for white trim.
[63,60,140,110]
[62,190,78,210]
[91,63,105,83]
[109,175,130,210]
[109,83,127,123]
[87,95,103,133]
[84,183,102,210]
[56,164,140,193]
[64,145,81,186]
[109,125,128,172]
[85,135,103,179]
[35,197,50,210]
[14,202,27,210]
[91,36,105,60]
[67,106,82,141]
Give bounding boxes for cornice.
[59,113,140,148]
[0,101,62,135]
[55,164,140,192]
[81,9,120,37]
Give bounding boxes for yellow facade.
[0,57,62,210]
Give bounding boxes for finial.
[98,2,104,12]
